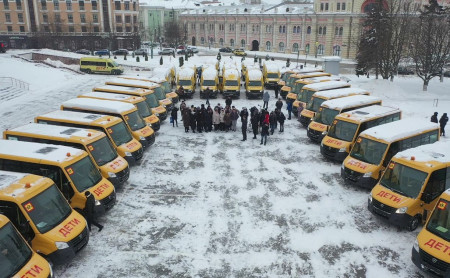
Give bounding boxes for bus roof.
[0,170,51,197]
[37,110,122,125]
[336,105,400,122]
[248,69,263,79]
[281,66,318,74]
[106,78,159,89]
[93,85,151,95]
[395,141,450,164]
[178,67,195,79]
[297,75,340,83]
[202,67,218,79]
[313,87,368,99]
[8,123,104,142]
[0,139,85,163]
[62,98,136,114]
[224,68,239,77]
[263,63,280,72]
[80,92,144,103]
[320,95,381,110]
[360,119,439,143]
[302,80,350,91]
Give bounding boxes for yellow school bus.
[61,98,155,149]
[300,86,366,127]
[0,214,53,277]
[119,75,180,103]
[92,85,168,121]
[284,72,332,102]
[35,110,143,166]
[147,75,179,103]
[277,67,320,91]
[412,188,450,276]
[321,106,401,162]
[369,141,450,232]
[0,171,88,264]
[0,139,116,214]
[307,95,382,143]
[78,91,161,131]
[79,57,123,75]
[262,61,280,89]
[341,119,440,189]
[105,78,175,110]
[4,123,130,186]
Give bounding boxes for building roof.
[180,3,314,15]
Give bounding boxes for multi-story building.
[0,0,140,50]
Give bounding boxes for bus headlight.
[413,239,419,252]
[163,105,167,108]
[363,172,373,178]
[368,193,372,203]
[108,172,117,178]
[321,131,327,135]
[339,148,346,152]
[95,199,101,206]
[395,206,407,214]
[147,123,152,127]
[55,241,69,249]
[155,113,159,117]
[125,152,132,157]
[139,136,145,141]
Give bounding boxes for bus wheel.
[408,215,420,231]
[85,69,91,74]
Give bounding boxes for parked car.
[397,66,414,75]
[113,49,129,55]
[94,49,110,56]
[177,48,193,55]
[187,46,199,53]
[75,49,91,55]
[177,45,185,50]
[233,48,247,56]
[159,48,175,55]
[219,47,232,53]
[134,48,149,55]
[0,41,7,53]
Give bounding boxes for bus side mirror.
[421,193,433,203]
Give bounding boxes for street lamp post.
[314,41,319,58]
[304,45,309,66]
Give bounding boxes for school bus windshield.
[203,80,216,86]
[225,80,239,86]
[380,163,428,198]
[328,120,358,142]
[287,76,297,87]
[426,199,450,241]
[350,137,387,165]
[267,73,279,78]
[249,81,262,86]
[179,80,192,86]
[65,156,103,192]
[22,185,72,233]
[144,94,159,108]
[314,108,339,125]
[298,89,315,103]
[88,137,118,166]
[293,83,305,94]
[136,101,152,117]
[0,222,32,276]
[281,73,290,82]
[153,86,165,100]
[109,122,133,146]
[161,81,170,93]
[306,97,326,112]
[125,111,146,131]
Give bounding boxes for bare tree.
[412,0,450,91]
[163,17,183,47]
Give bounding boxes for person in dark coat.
[263,91,270,109]
[182,108,191,132]
[225,96,232,108]
[440,113,448,136]
[196,105,204,133]
[224,108,232,131]
[274,85,279,99]
[260,122,269,145]
[84,191,103,232]
[269,111,277,135]
[431,112,438,123]
[240,107,249,141]
[251,107,259,139]
[171,106,179,127]
[275,98,283,111]
[278,110,286,132]
[286,101,293,120]
[205,106,213,132]
[177,86,186,101]
[205,87,211,106]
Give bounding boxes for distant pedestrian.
[171,106,178,127]
[278,111,286,132]
[84,191,103,232]
[287,101,293,120]
[190,107,197,133]
[178,86,186,101]
[205,87,211,106]
[205,106,213,132]
[274,85,279,99]
[263,91,270,109]
[213,107,220,131]
[275,98,283,111]
[231,106,240,131]
[182,108,191,132]
[225,96,232,108]
[240,107,249,141]
[251,107,259,139]
[431,112,438,123]
[260,122,269,145]
[269,111,277,135]
[440,113,448,136]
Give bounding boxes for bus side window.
[423,169,447,201]
[383,142,399,167]
[108,63,113,67]
[446,167,450,190]
[0,201,35,243]
[51,166,75,200]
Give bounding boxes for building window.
[81,26,87,32]
[92,1,97,10]
[53,0,59,10]
[241,39,245,48]
[230,39,234,47]
[94,26,99,32]
[337,2,340,10]
[307,26,311,34]
[201,37,205,45]
[55,14,60,22]
[56,25,61,32]
[293,26,301,34]
[335,26,339,35]
[219,38,223,46]
[342,3,346,10]
[279,42,285,51]
[18,13,23,22]
[115,1,120,10]
[43,13,48,23]
[229,24,234,31]
[266,41,271,51]
[125,2,129,10]
[79,1,84,10]
[20,26,25,32]
[319,27,322,35]
[200,23,204,31]
[80,14,85,23]
[323,27,327,35]
[325,3,329,10]
[125,26,131,32]
[333,45,341,56]
[133,16,136,23]
[318,44,324,55]
[5,13,11,22]
[240,24,246,32]
[116,15,122,23]
[117,26,122,32]
[16,0,21,10]
[320,3,324,11]
[67,14,73,23]
[69,26,74,32]
[292,43,299,52]
[3,0,9,10]
[133,2,136,10]
[93,14,98,23]
[41,0,46,10]
[125,15,130,23]
[44,26,49,32]
[339,27,343,35]
[305,43,310,54]
[7,26,13,32]
[66,0,72,11]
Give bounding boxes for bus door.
[421,168,450,220]
[0,201,35,243]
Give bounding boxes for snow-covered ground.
[1,49,449,278]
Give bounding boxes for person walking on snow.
[263,91,270,109]
[287,101,293,120]
[182,108,191,132]
[269,111,277,135]
[440,113,448,136]
[274,85,279,99]
[431,112,438,123]
[278,110,286,132]
[171,105,179,127]
[225,96,232,108]
[275,98,283,111]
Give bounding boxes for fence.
[0,77,30,91]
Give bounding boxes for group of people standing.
[248,106,286,145]
[431,112,448,136]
